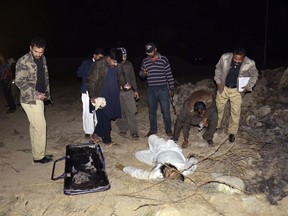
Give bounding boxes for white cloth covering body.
[123,135,197,180]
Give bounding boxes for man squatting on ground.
[76,48,104,138]
[15,37,53,164]
[139,42,174,137]
[115,47,140,139]
[214,48,258,142]
[116,134,198,181]
[172,89,218,148]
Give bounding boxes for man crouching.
[172,89,218,148]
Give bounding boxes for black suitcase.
[51,143,110,195]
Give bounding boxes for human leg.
[158,87,172,133]
[81,92,94,135]
[123,91,138,136]
[115,91,129,134]
[1,80,16,111]
[202,107,218,141]
[21,100,46,160]
[147,87,158,133]
[228,90,242,134]
[94,109,112,144]
[216,88,229,129]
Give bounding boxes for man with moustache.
[15,37,53,164]
[139,42,174,138]
[214,48,258,142]
[87,48,129,145]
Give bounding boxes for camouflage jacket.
[87,56,126,98]
[15,52,51,104]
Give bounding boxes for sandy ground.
[1,66,288,216]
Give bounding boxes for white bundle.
[92,97,106,110]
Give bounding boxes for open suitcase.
[51,143,110,195]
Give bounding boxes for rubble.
[174,66,288,204]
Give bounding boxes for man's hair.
[160,163,185,182]
[30,37,46,48]
[108,48,123,63]
[233,48,246,56]
[194,101,206,113]
[94,48,105,56]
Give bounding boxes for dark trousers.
[0,80,16,110]
[94,109,112,144]
[147,85,172,132]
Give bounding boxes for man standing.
[15,37,53,163]
[0,55,16,113]
[116,47,140,139]
[139,42,174,137]
[87,48,128,145]
[172,89,218,148]
[214,48,258,142]
[77,48,104,138]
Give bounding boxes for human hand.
[134,92,140,100]
[217,83,224,94]
[90,97,97,104]
[123,83,131,91]
[201,118,208,127]
[115,164,125,171]
[36,92,46,100]
[143,69,149,76]
[241,86,248,93]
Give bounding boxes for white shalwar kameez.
[123,135,197,180]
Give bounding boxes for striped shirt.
[139,53,174,90]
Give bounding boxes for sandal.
[89,134,102,144]
[105,141,121,147]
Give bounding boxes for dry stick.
[133,186,225,215]
[0,162,19,172]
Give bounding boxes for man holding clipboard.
[214,48,258,142]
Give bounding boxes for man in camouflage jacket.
[15,37,53,164]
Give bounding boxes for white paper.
[238,77,250,92]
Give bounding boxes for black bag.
[51,143,110,195]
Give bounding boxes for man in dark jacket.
[77,48,104,138]
[172,89,218,148]
[87,48,128,145]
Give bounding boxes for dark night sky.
[1,0,288,67]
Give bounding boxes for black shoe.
[6,109,16,114]
[85,134,91,138]
[145,130,156,137]
[33,156,53,164]
[229,134,235,143]
[207,140,214,146]
[45,154,53,159]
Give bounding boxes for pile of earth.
[172,66,288,205]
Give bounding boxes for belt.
[225,84,237,89]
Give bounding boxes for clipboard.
[237,77,250,92]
